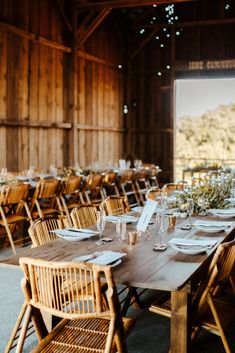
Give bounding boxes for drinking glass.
[155,212,166,248]
[116,220,126,242]
[96,209,106,246]
[160,191,168,210]
[186,198,194,229]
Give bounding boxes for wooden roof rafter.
[53,0,73,34]
[75,8,111,49]
[131,25,160,59]
[76,0,196,10]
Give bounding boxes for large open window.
[174,77,235,180]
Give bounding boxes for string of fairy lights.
[137,2,232,77]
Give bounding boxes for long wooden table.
[1,216,234,353]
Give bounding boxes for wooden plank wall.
[0,0,125,172]
[77,20,125,168]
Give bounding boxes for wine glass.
[96,209,106,246]
[186,198,194,229]
[116,220,126,242]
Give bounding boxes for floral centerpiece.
[174,176,232,213]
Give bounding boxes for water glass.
[186,198,194,229]
[116,220,126,242]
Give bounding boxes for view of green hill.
[175,103,235,178]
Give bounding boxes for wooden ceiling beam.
[76,0,195,10]
[0,20,71,53]
[134,16,235,29]
[76,8,111,49]
[53,0,73,34]
[131,26,160,59]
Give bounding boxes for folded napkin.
[194,220,233,228]
[73,251,127,265]
[168,237,217,248]
[106,215,138,223]
[51,228,97,239]
[210,208,235,214]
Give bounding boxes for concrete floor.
[0,247,234,353]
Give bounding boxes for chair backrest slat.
[70,204,99,228]
[20,257,117,321]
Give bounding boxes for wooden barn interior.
[0,0,235,181]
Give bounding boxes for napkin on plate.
[73,251,127,265]
[51,228,97,239]
[194,220,233,228]
[168,238,217,248]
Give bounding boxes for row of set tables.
[1,202,234,353]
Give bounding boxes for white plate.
[170,243,208,255]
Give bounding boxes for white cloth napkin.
[73,251,127,265]
[210,208,235,214]
[168,238,217,248]
[194,220,233,228]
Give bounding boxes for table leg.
[170,288,191,353]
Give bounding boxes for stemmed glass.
[96,209,106,246]
[116,220,126,242]
[160,191,168,210]
[186,198,194,229]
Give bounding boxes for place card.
[137,199,158,232]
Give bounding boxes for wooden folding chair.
[149,239,235,353]
[28,215,69,247]
[119,169,140,208]
[0,183,32,254]
[58,175,84,225]
[135,168,150,205]
[70,203,100,228]
[145,186,162,201]
[102,196,130,216]
[103,170,120,197]
[30,178,61,219]
[84,172,106,204]
[14,257,134,353]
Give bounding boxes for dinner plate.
[170,243,208,255]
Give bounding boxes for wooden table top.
[1,216,234,292]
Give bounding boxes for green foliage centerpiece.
[175,177,232,213]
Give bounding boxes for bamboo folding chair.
[149,239,235,353]
[101,196,130,216]
[30,178,61,219]
[0,183,32,254]
[28,215,69,247]
[13,257,134,353]
[70,203,100,228]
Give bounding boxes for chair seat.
[200,296,235,334]
[0,214,28,225]
[31,316,135,353]
[32,208,59,218]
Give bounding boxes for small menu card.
[137,199,158,232]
